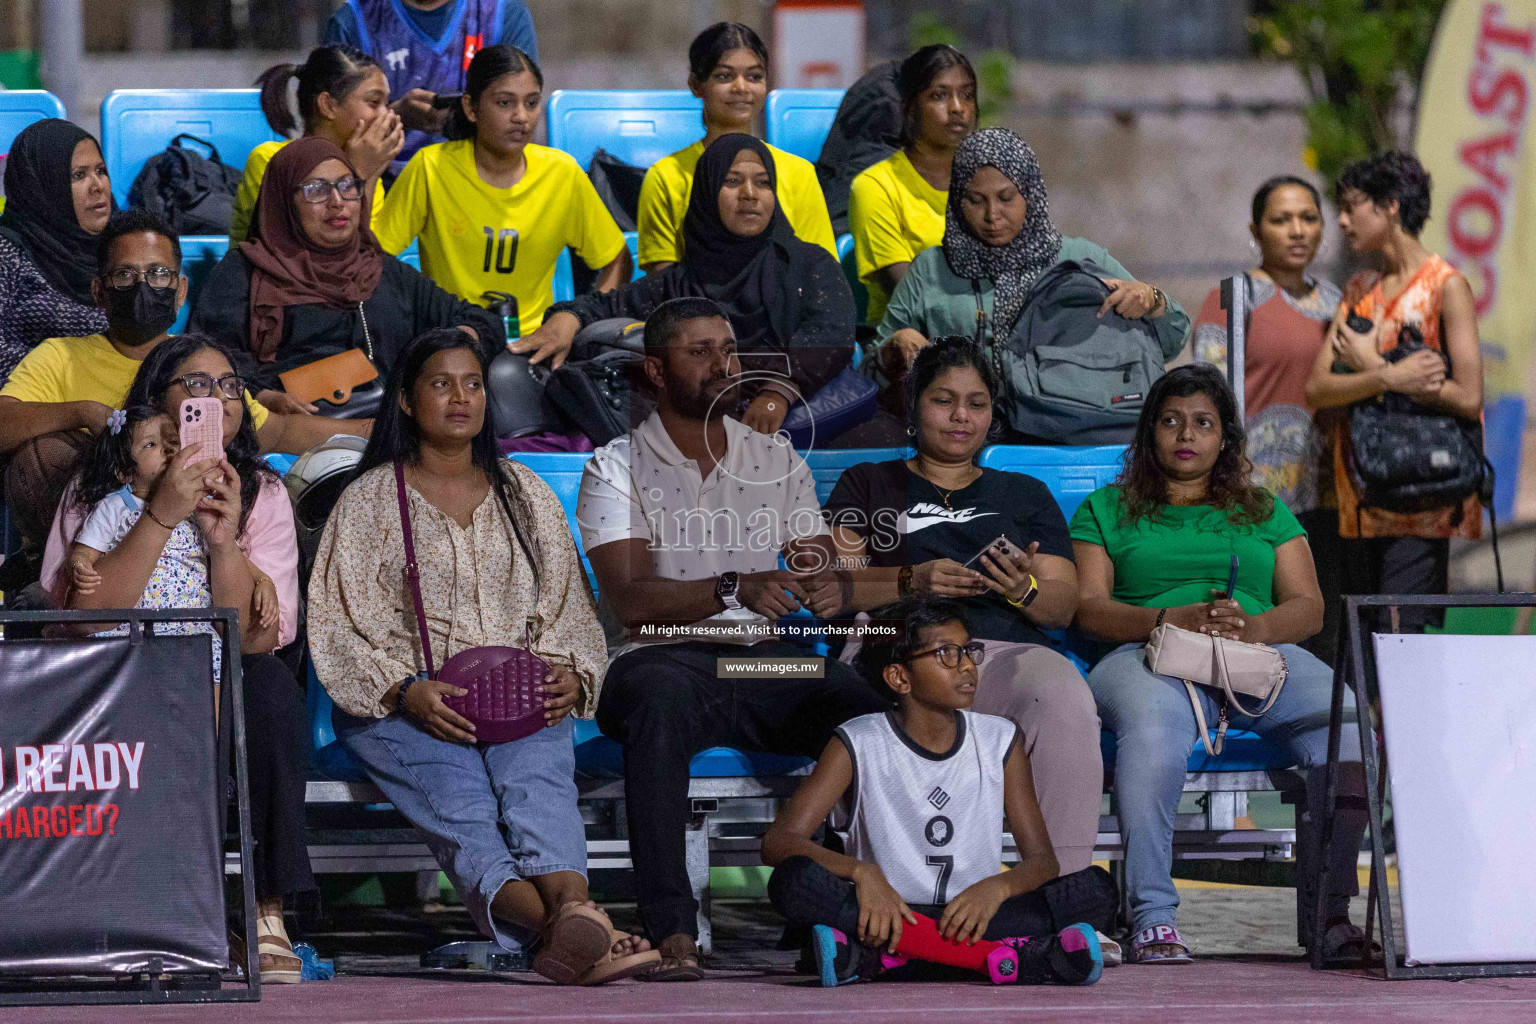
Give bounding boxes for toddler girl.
[67,406,278,679]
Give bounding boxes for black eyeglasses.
[175,373,246,400]
[296,177,364,204]
[103,266,178,289]
[906,642,985,669]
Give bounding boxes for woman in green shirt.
[875,128,1189,381]
[1068,364,1368,966]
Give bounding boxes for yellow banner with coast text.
[1416,0,1536,398]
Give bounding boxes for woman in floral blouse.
[308,327,658,985]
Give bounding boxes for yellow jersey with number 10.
[373,140,627,337]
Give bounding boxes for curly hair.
[1335,150,1432,237]
[1116,364,1273,527]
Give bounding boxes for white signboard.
[1374,633,1536,965]
[773,1,865,89]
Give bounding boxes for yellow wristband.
[1007,574,1038,608]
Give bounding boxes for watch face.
[717,571,740,594]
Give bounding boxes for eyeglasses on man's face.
[102,266,178,289]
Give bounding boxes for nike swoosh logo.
[900,509,998,533]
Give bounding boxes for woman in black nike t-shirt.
[825,336,1103,876]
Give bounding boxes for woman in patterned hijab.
[942,127,1063,338]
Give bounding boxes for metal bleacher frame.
[289,445,1300,951]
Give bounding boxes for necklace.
[913,461,980,510]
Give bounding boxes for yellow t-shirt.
[373,140,627,336]
[229,139,389,245]
[0,334,269,430]
[636,139,837,267]
[848,151,948,324]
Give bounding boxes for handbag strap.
[394,460,436,679]
[1184,680,1228,757]
[1211,636,1285,719]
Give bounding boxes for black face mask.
[103,282,180,346]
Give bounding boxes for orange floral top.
[1333,253,1481,540]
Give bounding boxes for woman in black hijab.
[0,119,113,385]
[524,133,854,435]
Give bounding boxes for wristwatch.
[1007,573,1039,609]
[716,571,742,611]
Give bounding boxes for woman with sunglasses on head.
[38,334,317,984]
[190,137,501,406]
[1069,364,1369,966]
[849,44,977,325]
[636,22,837,274]
[375,45,630,353]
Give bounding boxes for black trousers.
[1341,534,1450,637]
[596,641,889,943]
[228,653,316,900]
[768,855,1118,941]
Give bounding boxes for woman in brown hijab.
[190,137,501,407]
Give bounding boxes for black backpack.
[814,61,902,235]
[128,134,242,236]
[543,319,655,446]
[1347,324,1491,513]
[994,260,1166,444]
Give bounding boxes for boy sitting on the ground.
[762,596,1118,986]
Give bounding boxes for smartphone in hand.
[960,534,1011,570]
[179,397,224,466]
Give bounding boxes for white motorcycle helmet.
[285,434,370,549]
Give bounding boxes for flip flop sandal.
[637,935,705,982]
[575,934,662,986]
[1127,924,1193,965]
[533,903,614,985]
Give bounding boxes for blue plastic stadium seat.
[835,233,870,325]
[1100,729,1295,775]
[546,90,702,173]
[174,236,229,334]
[801,447,907,505]
[572,718,809,779]
[101,89,281,206]
[977,444,1127,520]
[764,89,843,164]
[0,90,66,155]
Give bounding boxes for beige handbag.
[1143,623,1289,756]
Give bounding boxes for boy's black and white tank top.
[831,710,1018,907]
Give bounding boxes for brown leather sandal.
[637,934,704,982]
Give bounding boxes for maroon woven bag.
[395,461,549,743]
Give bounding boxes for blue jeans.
[335,711,585,951]
[1088,642,1367,938]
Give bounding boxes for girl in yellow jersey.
[232,46,404,243]
[636,22,837,272]
[374,45,630,349]
[849,45,977,324]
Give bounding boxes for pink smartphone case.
[179,398,224,462]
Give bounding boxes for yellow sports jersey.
[229,140,388,245]
[636,139,837,267]
[0,333,269,429]
[373,140,626,336]
[848,151,947,324]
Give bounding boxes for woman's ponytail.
[256,63,301,137]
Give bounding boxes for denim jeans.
[335,710,585,951]
[1087,642,1367,938]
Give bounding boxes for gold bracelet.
[145,507,178,532]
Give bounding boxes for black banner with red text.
[0,633,224,974]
